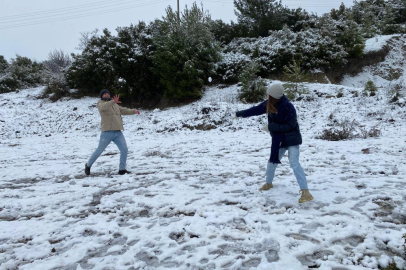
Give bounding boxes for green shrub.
[0,76,19,93]
[238,62,266,103]
[153,3,221,102]
[364,80,377,96]
[283,60,309,100]
[42,79,71,102]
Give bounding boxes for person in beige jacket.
[85,89,140,175]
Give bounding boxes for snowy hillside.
[0,78,405,270]
[342,35,406,91]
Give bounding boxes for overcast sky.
[0,0,354,62]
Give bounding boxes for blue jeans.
[87,131,128,171]
[266,145,308,190]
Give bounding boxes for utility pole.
[177,0,180,20]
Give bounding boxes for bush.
[364,80,377,96]
[317,118,381,141]
[215,52,251,83]
[238,62,267,103]
[42,80,71,102]
[388,80,404,103]
[0,55,45,93]
[40,50,72,101]
[317,119,358,141]
[216,27,347,83]
[0,76,19,93]
[67,23,163,105]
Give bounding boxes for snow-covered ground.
[0,80,405,270]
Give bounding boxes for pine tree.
[380,5,399,34]
[0,56,8,74]
[283,60,309,100]
[238,62,266,103]
[153,3,221,101]
[338,20,365,58]
[233,0,287,37]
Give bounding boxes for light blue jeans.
[87,131,128,171]
[266,145,308,190]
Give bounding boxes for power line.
[0,0,170,30]
[0,0,163,24]
[199,0,341,7]
[0,0,145,20]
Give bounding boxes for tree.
[43,49,72,74]
[0,55,8,74]
[338,20,365,58]
[153,3,221,101]
[210,19,249,44]
[286,8,318,32]
[75,29,99,51]
[330,3,348,20]
[67,23,163,104]
[283,60,309,100]
[233,0,287,37]
[238,62,266,103]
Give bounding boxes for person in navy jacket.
[235,82,314,203]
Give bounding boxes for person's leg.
[265,147,288,184]
[87,131,114,168]
[287,145,308,190]
[112,131,128,171]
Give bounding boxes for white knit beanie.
[267,83,284,99]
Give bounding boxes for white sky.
[0,0,354,62]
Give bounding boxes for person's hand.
[231,113,238,120]
[262,124,270,133]
[113,95,122,104]
[134,110,140,115]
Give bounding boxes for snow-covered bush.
[215,52,251,83]
[0,55,45,93]
[67,23,162,104]
[216,27,347,83]
[41,50,72,101]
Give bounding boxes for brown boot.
[299,189,314,203]
[259,183,273,191]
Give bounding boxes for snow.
[364,35,400,54]
[1,66,406,268]
[342,35,406,92]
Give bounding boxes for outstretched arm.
[236,100,267,118]
[119,106,139,115]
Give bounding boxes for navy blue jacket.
[236,95,302,147]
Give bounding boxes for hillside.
[0,38,405,269]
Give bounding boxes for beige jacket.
[97,100,136,132]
